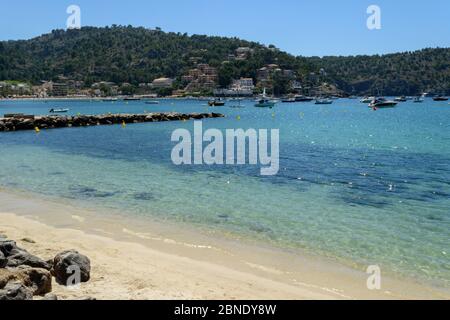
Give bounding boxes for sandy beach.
[2,212,337,300]
[1,190,448,300]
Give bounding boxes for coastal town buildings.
[51,83,69,96]
[182,63,218,92]
[0,81,32,97]
[151,77,174,88]
[231,78,255,92]
[1,57,306,98]
[32,85,48,98]
[291,80,303,91]
[256,64,283,89]
[257,64,282,83]
[213,77,255,96]
[87,81,119,96]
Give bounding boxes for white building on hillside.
[231,78,255,91]
[151,77,174,88]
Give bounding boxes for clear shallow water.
[0,98,449,287]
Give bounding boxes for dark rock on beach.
[0,251,6,268]
[6,249,52,270]
[0,236,93,300]
[0,267,52,296]
[52,250,91,285]
[0,239,18,256]
[0,282,33,301]
[1,239,51,270]
[21,268,52,295]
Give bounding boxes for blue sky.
[1,0,449,56]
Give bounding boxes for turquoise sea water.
[0,98,449,288]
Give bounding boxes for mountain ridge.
[0,26,449,95]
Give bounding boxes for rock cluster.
[0,112,224,132]
[0,237,91,300]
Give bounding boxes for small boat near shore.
[145,101,160,105]
[360,96,375,103]
[413,96,424,103]
[369,98,397,109]
[255,88,276,108]
[295,95,314,102]
[281,97,296,103]
[102,98,118,102]
[255,99,276,108]
[394,96,407,102]
[315,98,333,105]
[208,99,225,107]
[49,108,70,113]
[433,95,448,101]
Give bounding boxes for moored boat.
[208,99,225,107]
[394,96,407,102]
[433,95,448,101]
[295,95,314,102]
[315,98,333,105]
[281,97,296,103]
[49,108,70,113]
[369,98,397,108]
[413,96,424,103]
[360,96,375,103]
[145,100,160,105]
[255,88,276,108]
[255,99,276,108]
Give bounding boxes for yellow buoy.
[122,121,126,128]
[34,127,40,133]
[236,115,241,120]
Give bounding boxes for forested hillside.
[0,26,448,95]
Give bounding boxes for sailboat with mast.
[254,88,276,108]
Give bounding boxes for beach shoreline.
[1,189,448,300]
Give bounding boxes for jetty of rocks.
[0,112,224,132]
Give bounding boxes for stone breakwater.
[0,112,224,132]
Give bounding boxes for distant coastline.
[1,27,449,99]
